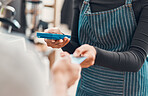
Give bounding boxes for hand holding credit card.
[36,32,71,40]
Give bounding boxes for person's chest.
[89,0,139,12]
[79,0,141,22]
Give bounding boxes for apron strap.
[84,0,132,5]
[84,0,89,2]
[84,0,132,4]
[125,0,132,4]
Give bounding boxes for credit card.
[70,55,87,64]
[36,32,71,40]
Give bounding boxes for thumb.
[62,55,71,63]
[60,52,70,57]
[73,47,85,57]
[73,45,89,57]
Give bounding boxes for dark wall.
[61,0,73,30]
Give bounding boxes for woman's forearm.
[94,7,148,72]
[62,4,80,53]
[94,47,147,72]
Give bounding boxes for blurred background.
[0,0,73,38]
[0,0,77,96]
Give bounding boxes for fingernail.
[51,40,55,42]
[59,39,63,42]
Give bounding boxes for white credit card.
[70,55,87,64]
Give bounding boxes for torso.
[76,0,148,95]
[78,0,143,23]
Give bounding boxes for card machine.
[36,32,71,40]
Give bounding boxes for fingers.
[73,48,83,57]
[44,28,62,47]
[53,53,71,67]
[80,52,95,68]
[73,44,96,68]
[81,51,91,58]
[44,28,71,48]
[45,38,70,48]
[44,28,62,34]
[64,37,70,44]
[44,38,55,44]
[60,52,70,57]
[53,39,63,45]
[62,55,71,60]
[53,37,69,45]
[60,54,71,65]
[51,40,56,43]
[59,39,63,43]
[73,44,89,57]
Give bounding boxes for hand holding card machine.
[36,32,71,40]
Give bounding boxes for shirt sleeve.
[94,0,148,72]
[62,0,81,54]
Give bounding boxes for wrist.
[52,73,68,96]
[53,73,68,84]
[93,46,97,54]
[94,47,104,65]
